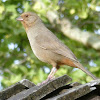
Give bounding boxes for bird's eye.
[25,15,28,17]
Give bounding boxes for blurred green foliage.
[0,0,100,89]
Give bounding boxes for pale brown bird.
[16,12,97,83]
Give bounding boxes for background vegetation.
[0,0,100,89]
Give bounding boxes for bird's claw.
[37,76,55,86]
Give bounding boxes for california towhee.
[16,12,97,83]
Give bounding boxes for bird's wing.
[35,30,78,62]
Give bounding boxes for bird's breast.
[26,29,63,65]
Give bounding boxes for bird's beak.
[16,16,23,21]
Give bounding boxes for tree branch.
[46,11,100,50]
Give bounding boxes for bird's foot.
[37,76,55,86]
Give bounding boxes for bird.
[16,12,97,84]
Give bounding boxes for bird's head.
[16,12,39,30]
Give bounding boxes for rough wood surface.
[0,79,35,100]
[0,75,100,100]
[8,75,72,100]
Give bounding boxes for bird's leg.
[47,67,57,80]
[43,67,57,83]
[38,67,57,85]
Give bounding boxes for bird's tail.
[74,61,97,80]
